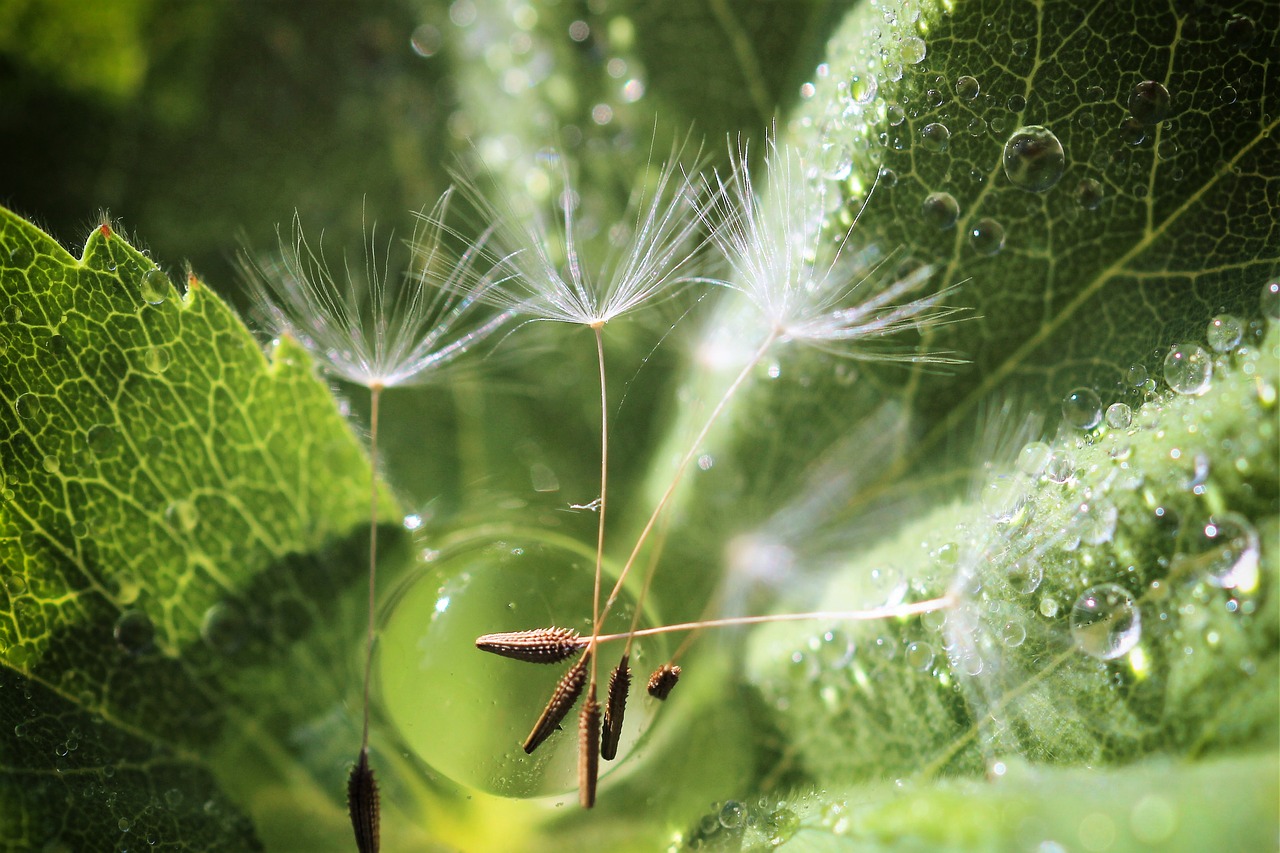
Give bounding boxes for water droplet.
[1078,501,1118,545]
[113,610,155,655]
[139,269,169,305]
[1260,281,1279,320]
[955,75,980,100]
[719,800,746,829]
[1006,94,1026,112]
[1220,85,1238,105]
[878,166,898,187]
[410,23,442,57]
[1119,116,1146,146]
[1163,343,1212,395]
[1181,513,1260,593]
[1062,387,1102,430]
[166,499,198,533]
[850,73,877,105]
[1070,583,1140,659]
[905,641,935,670]
[3,305,21,323]
[1130,794,1177,844]
[1003,126,1066,192]
[165,788,184,808]
[1128,80,1171,124]
[201,602,247,654]
[886,104,906,126]
[1224,14,1255,49]
[41,455,60,475]
[1039,596,1060,618]
[1017,442,1052,476]
[921,191,960,229]
[920,122,951,153]
[1000,620,1027,647]
[1045,452,1074,483]
[967,116,987,136]
[15,393,41,421]
[118,817,131,832]
[1126,364,1148,387]
[1104,402,1132,429]
[87,424,121,457]
[1007,561,1043,595]
[968,218,1005,255]
[144,347,171,374]
[900,36,926,64]
[1075,178,1104,210]
[1203,314,1243,352]
[981,475,1025,522]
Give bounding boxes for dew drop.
[1162,343,1212,395]
[118,817,131,832]
[1078,501,1118,546]
[41,455,60,475]
[166,499,198,533]
[200,602,247,655]
[886,104,906,126]
[1182,513,1260,593]
[1007,561,1043,595]
[1061,387,1102,430]
[410,23,442,57]
[920,122,951,153]
[1260,281,1279,320]
[981,475,1025,522]
[15,393,41,421]
[920,191,960,229]
[905,641,935,670]
[1104,402,1132,429]
[1119,116,1146,146]
[1224,14,1256,48]
[164,788,184,808]
[1126,364,1148,387]
[1070,583,1140,660]
[850,73,877,105]
[900,36,926,64]
[87,424,121,457]
[877,166,898,187]
[139,269,169,305]
[955,75,980,100]
[144,347,171,374]
[1075,178,1104,210]
[1003,126,1066,192]
[1000,620,1027,647]
[1128,80,1171,125]
[1006,94,1026,112]
[1016,441,1052,476]
[719,801,746,829]
[968,218,1005,255]
[113,610,155,655]
[3,305,20,323]
[1206,315,1244,352]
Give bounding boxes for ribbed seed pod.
[646,663,681,700]
[523,652,590,754]
[578,695,601,809]
[475,626,583,663]
[347,747,380,853]
[600,654,631,760]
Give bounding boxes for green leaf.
[0,209,390,848]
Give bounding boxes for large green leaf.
[0,210,394,849]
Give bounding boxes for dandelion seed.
[475,626,583,663]
[524,652,591,754]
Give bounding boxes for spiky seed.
[347,747,380,853]
[600,654,632,760]
[579,695,601,809]
[475,626,583,663]
[647,663,681,700]
[523,652,590,754]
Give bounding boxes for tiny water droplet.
[1003,126,1066,191]
[1182,513,1260,593]
[15,393,41,421]
[1075,178,1104,210]
[719,800,746,829]
[1070,583,1140,659]
[968,218,1005,255]
[1126,363,1148,387]
[87,424,121,456]
[42,455,60,475]
[1206,315,1244,352]
[1062,387,1102,430]
[1163,343,1212,395]
[921,191,960,229]
[1039,596,1060,618]
[144,347,171,374]
[1259,281,1279,320]
[1007,561,1043,595]
[140,269,169,305]
[1128,80,1171,124]
[166,499,198,533]
[886,104,906,126]
[113,610,155,655]
[1016,441,1052,476]
[1104,402,1132,429]
[1000,620,1027,647]
[201,602,247,654]
[920,122,951,153]
[905,641,935,670]
[900,36,926,64]
[955,75,980,100]
[1078,501,1118,545]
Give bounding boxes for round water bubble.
[921,192,960,229]
[378,533,665,798]
[901,36,926,64]
[113,610,155,655]
[1062,387,1102,430]
[1128,80,1171,125]
[955,75,980,100]
[1260,281,1279,320]
[1206,315,1244,352]
[140,269,169,305]
[1070,583,1140,659]
[1075,178,1104,210]
[1003,126,1066,192]
[968,218,1005,255]
[920,122,951,153]
[1163,343,1212,395]
[1104,402,1132,429]
[1185,512,1260,593]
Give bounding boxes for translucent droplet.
[1003,126,1066,192]
[1206,315,1244,352]
[1183,513,1260,593]
[850,73,877,105]
[1045,452,1074,483]
[87,424,121,457]
[113,610,155,655]
[719,801,746,829]
[920,122,951,153]
[878,166,898,187]
[886,104,906,126]
[200,602,247,655]
[981,475,1025,522]
[166,499,198,533]
[118,817,131,832]
[1078,501,1118,545]
[968,218,1005,255]
[1062,387,1102,430]
[1016,441,1052,476]
[1126,364,1148,387]
[41,455,60,475]
[15,393,41,421]
[1260,281,1279,320]
[1075,178,1104,210]
[140,269,169,305]
[1128,80,1171,124]
[905,641,935,670]
[410,24,442,57]
[1007,561,1043,595]
[955,75,980,100]
[1070,583,1140,660]
[920,191,959,229]
[1163,343,1212,395]
[165,788,184,808]
[900,36,926,64]
[1039,596,1060,618]
[1007,94,1026,112]
[1000,620,1027,647]
[144,347,171,374]
[1225,13,1256,48]
[1104,402,1132,429]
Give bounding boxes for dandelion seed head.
[242,191,508,390]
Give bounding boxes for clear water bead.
[1062,387,1102,429]
[1070,583,1141,660]
[1003,126,1066,192]
[1207,315,1244,351]
[1163,343,1212,395]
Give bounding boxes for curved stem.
[587,326,609,694]
[360,384,383,751]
